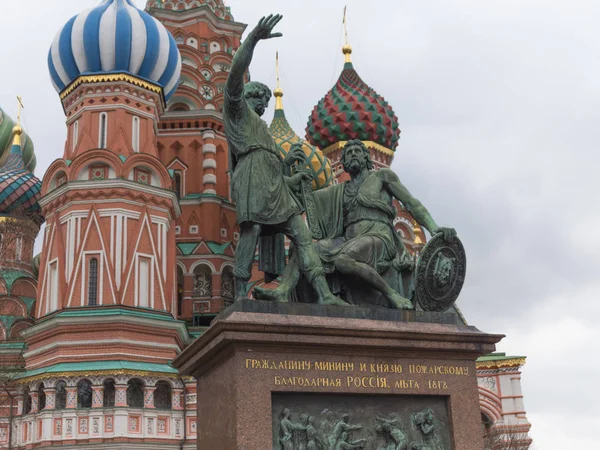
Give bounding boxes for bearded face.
[342,144,368,175]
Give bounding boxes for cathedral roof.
[48,0,182,102]
[0,124,42,218]
[146,0,234,20]
[270,91,333,191]
[306,47,400,152]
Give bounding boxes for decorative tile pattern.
[30,394,39,413]
[115,388,127,406]
[144,388,155,408]
[92,417,100,435]
[79,417,88,434]
[172,390,182,409]
[54,418,62,436]
[0,426,8,442]
[90,166,106,180]
[65,419,73,437]
[66,389,77,408]
[128,415,141,433]
[174,419,182,437]
[185,393,197,404]
[147,418,154,435]
[190,419,197,434]
[104,415,114,433]
[135,168,151,185]
[157,417,168,435]
[93,389,103,407]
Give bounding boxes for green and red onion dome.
[306,48,400,151]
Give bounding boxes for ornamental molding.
[16,369,182,386]
[476,357,526,370]
[322,140,395,157]
[60,74,164,105]
[39,180,181,217]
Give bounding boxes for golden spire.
[12,96,24,146]
[274,51,284,110]
[342,5,352,63]
[413,219,423,246]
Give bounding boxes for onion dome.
[306,45,400,152]
[270,88,333,191]
[48,0,182,102]
[146,0,234,20]
[0,108,35,172]
[0,125,42,218]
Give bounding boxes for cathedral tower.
[147,0,246,322]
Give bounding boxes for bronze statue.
[223,14,345,306]
[255,139,456,309]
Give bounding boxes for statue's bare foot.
[388,293,413,310]
[319,294,348,307]
[253,285,289,303]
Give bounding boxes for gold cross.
[16,96,24,126]
[343,6,348,45]
[276,51,280,89]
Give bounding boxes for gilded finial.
[342,6,352,63]
[274,51,284,110]
[12,96,24,146]
[413,219,423,246]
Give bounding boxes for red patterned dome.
[306,50,400,151]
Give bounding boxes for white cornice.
[40,180,182,217]
[21,313,193,345]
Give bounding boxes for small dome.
[146,0,234,20]
[0,108,35,173]
[270,105,333,191]
[0,126,42,218]
[306,61,400,151]
[48,0,182,101]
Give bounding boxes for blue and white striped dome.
[48,0,182,101]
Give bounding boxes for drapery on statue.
[254,139,457,310]
[224,14,345,305]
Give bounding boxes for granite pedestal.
[173,301,503,450]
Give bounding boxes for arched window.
[77,379,92,409]
[72,120,79,152]
[99,113,108,148]
[103,379,115,408]
[132,116,140,152]
[193,265,212,297]
[174,171,183,198]
[23,388,32,415]
[55,381,67,410]
[127,379,144,408]
[154,381,172,410]
[38,384,46,411]
[88,258,98,306]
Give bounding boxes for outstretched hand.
[252,14,283,41]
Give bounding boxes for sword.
[291,163,323,240]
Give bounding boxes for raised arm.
[380,169,456,240]
[226,14,283,98]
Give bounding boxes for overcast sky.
[2,0,598,447]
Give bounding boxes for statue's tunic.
[311,172,407,274]
[224,90,301,225]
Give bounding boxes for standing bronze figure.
[224,14,344,305]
